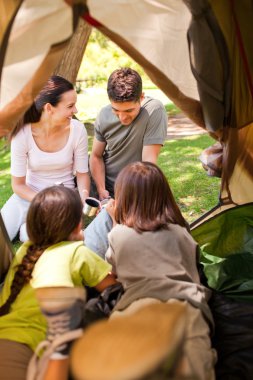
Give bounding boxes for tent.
[1,0,253,204]
[1,1,253,378]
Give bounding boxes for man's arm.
[142,144,162,164]
[141,98,167,164]
[89,138,109,200]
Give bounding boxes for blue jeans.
[84,208,113,259]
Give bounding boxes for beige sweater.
[106,223,213,326]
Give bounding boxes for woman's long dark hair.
[114,162,188,232]
[10,75,74,138]
[0,186,82,316]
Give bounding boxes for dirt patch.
[85,113,207,140]
[167,113,207,140]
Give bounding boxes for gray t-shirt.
[94,97,167,194]
[106,223,213,326]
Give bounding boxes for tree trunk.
[54,17,92,83]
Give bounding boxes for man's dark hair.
[107,68,142,102]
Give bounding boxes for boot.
[27,286,86,380]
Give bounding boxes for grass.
[0,139,12,206]
[158,135,220,222]
[164,103,181,116]
[0,132,220,225]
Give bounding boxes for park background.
[0,30,220,225]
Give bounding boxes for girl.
[105,161,216,380]
[1,75,90,242]
[0,186,116,380]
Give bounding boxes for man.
[85,68,168,257]
[89,67,168,199]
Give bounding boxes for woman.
[1,75,90,242]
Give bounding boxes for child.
[0,186,116,380]
[105,161,216,380]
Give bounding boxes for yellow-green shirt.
[0,241,111,351]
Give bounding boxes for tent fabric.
[86,0,253,205]
[0,0,73,109]
[184,0,231,133]
[191,203,253,301]
[87,0,198,101]
[0,0,23,79]
[86,0,206,128]
[0,0,253,204]
[0,1,22,46]
[192,202,253,378]
[0,0,74,137]
[87,21,205,129]
[211,0,253,129]
[210,0,253,204]
[190,203,235,230]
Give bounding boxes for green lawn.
[0,132,220,224]
[158,135,220,222]
[0,139,11,206]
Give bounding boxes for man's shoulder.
[99,103,113,116]
[97,104,116,125]
[142,96,165,110]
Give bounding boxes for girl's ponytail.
[0,244,46,316]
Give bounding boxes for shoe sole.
[71,302,186,380]
[35,287,86,313]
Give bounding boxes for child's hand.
[106,198,116,222]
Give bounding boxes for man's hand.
[98,188,110,200]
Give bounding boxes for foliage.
[0,138,11,207]
[77,30,154,89]
[165,103,181,116]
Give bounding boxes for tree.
[77,30,153,87]
[54,17,92,83]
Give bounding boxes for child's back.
[106,223,212,324]
[105,161,216,380]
